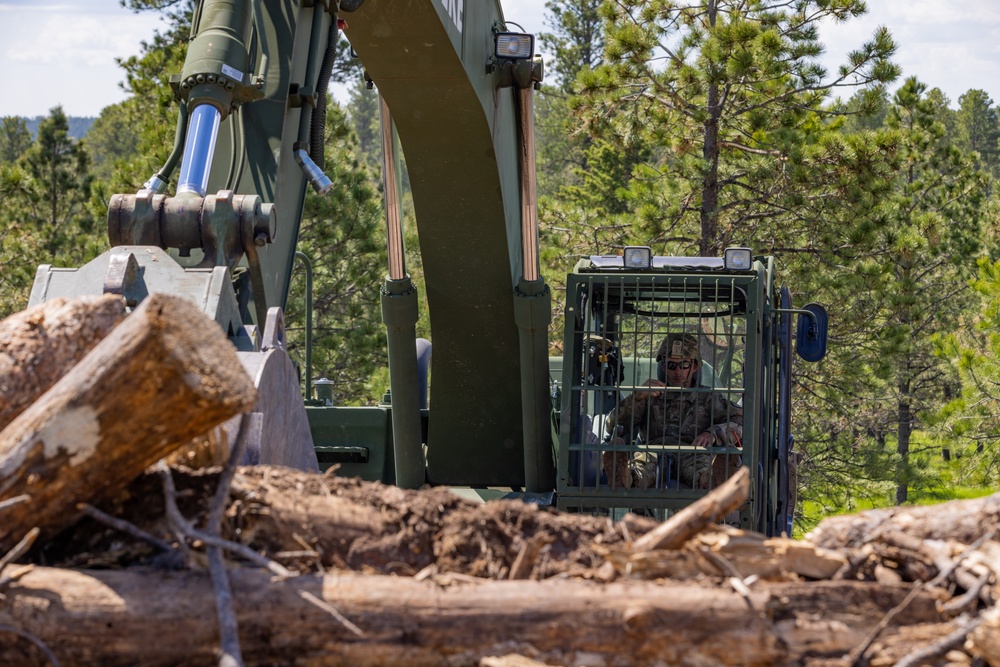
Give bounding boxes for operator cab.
[555,247,777,530]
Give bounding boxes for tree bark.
[0,295,125,432]
[631,466,749,552]
[0,293,257,552]
[700,0,721,257]
[806,492,1000,548]
[0,566,945,667]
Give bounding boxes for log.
[48,467,622,577]
[0,294,257,552]
[601,525,848,581]
[806,492,1000,549]
[0,295,125,432]
[630,466,749,552]
[969,604,1000,665]
[0,565,946,667]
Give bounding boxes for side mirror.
[796,303,828,362]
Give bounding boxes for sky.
[1,0,999,118]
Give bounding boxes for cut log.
[602,525,848,581]
[0,294,257,552]
[969,604,1000,665]
[0,295,126,432]
[806,493,1000,549]
[0,565,945,667]
[630,466,750,553]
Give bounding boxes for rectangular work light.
[495,32,534,60]
[724,247,753,270]
[623,246,652,270]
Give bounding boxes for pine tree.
[797,78,990,511]
[285,101,388,406]
[0,117,32,164]
[956,89,1000,177]
[20,107,97,258]
[935,257,1000,484]
[574,0,899,256]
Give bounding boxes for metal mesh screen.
[557,273,749,515]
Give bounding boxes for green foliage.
[0,117,32,164]
[0,164,44,317]
[108,3,191,195]
[571,0,900,256]
[285,101,388,406]
[0,107,103,317]
[794,76,990,515]
[956,89,1000,177]
[346,77,382,174]
[539,0,604,92]
[86,104,140,182]
[933,257,1000,489]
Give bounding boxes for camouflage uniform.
[604,334,743,489]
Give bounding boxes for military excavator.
[25,0,827,536]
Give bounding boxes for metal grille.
[557,272,751,517]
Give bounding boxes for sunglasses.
[662,359,695,370]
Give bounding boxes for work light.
[495,32,534,60]
[724,247,753,270]
[623,246,652,270]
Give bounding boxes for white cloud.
[5,0,1000,117]
[7,15,159,67]
[895,0,1000,25]
[0,2,162,117]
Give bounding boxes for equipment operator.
[603,333,743,490]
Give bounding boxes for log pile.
[2,296,1000,667]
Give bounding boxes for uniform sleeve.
[606,393,648,438]
[707,392,743,446]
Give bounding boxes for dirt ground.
[39,465,654,581]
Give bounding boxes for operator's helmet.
[656,332,700,363]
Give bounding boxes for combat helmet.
[656,332,700,362]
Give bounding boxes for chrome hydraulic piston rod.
[176,104,222,196]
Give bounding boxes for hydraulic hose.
[144,103,189,193]
[310,21,340,169]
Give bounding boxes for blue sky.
[1,0,999,118]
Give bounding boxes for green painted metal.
[345,0,541,486]
[179,0,254,116]
[295,251,314,402]
[514,278,555,492]
[381,278,426,488]
[307,405,394,481]
[203,0,336,316]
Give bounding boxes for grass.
[794,433,1000,538]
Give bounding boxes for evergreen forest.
[3,0,1000,530]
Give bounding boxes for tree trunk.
[0,295,126,432]
[0,566,945,667]
[700,0,721,257]
[0,293,257,552]
[896,378,912,506]
[807,492,1000,548]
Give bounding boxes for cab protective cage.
[555,255,792,535]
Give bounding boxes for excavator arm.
[28,0,555,487]
[343,1,553,490]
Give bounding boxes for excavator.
[25,0,827,536]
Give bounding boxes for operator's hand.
[635,379,666,398]
[692,431,716,448]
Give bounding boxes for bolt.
[255,233,268,247]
